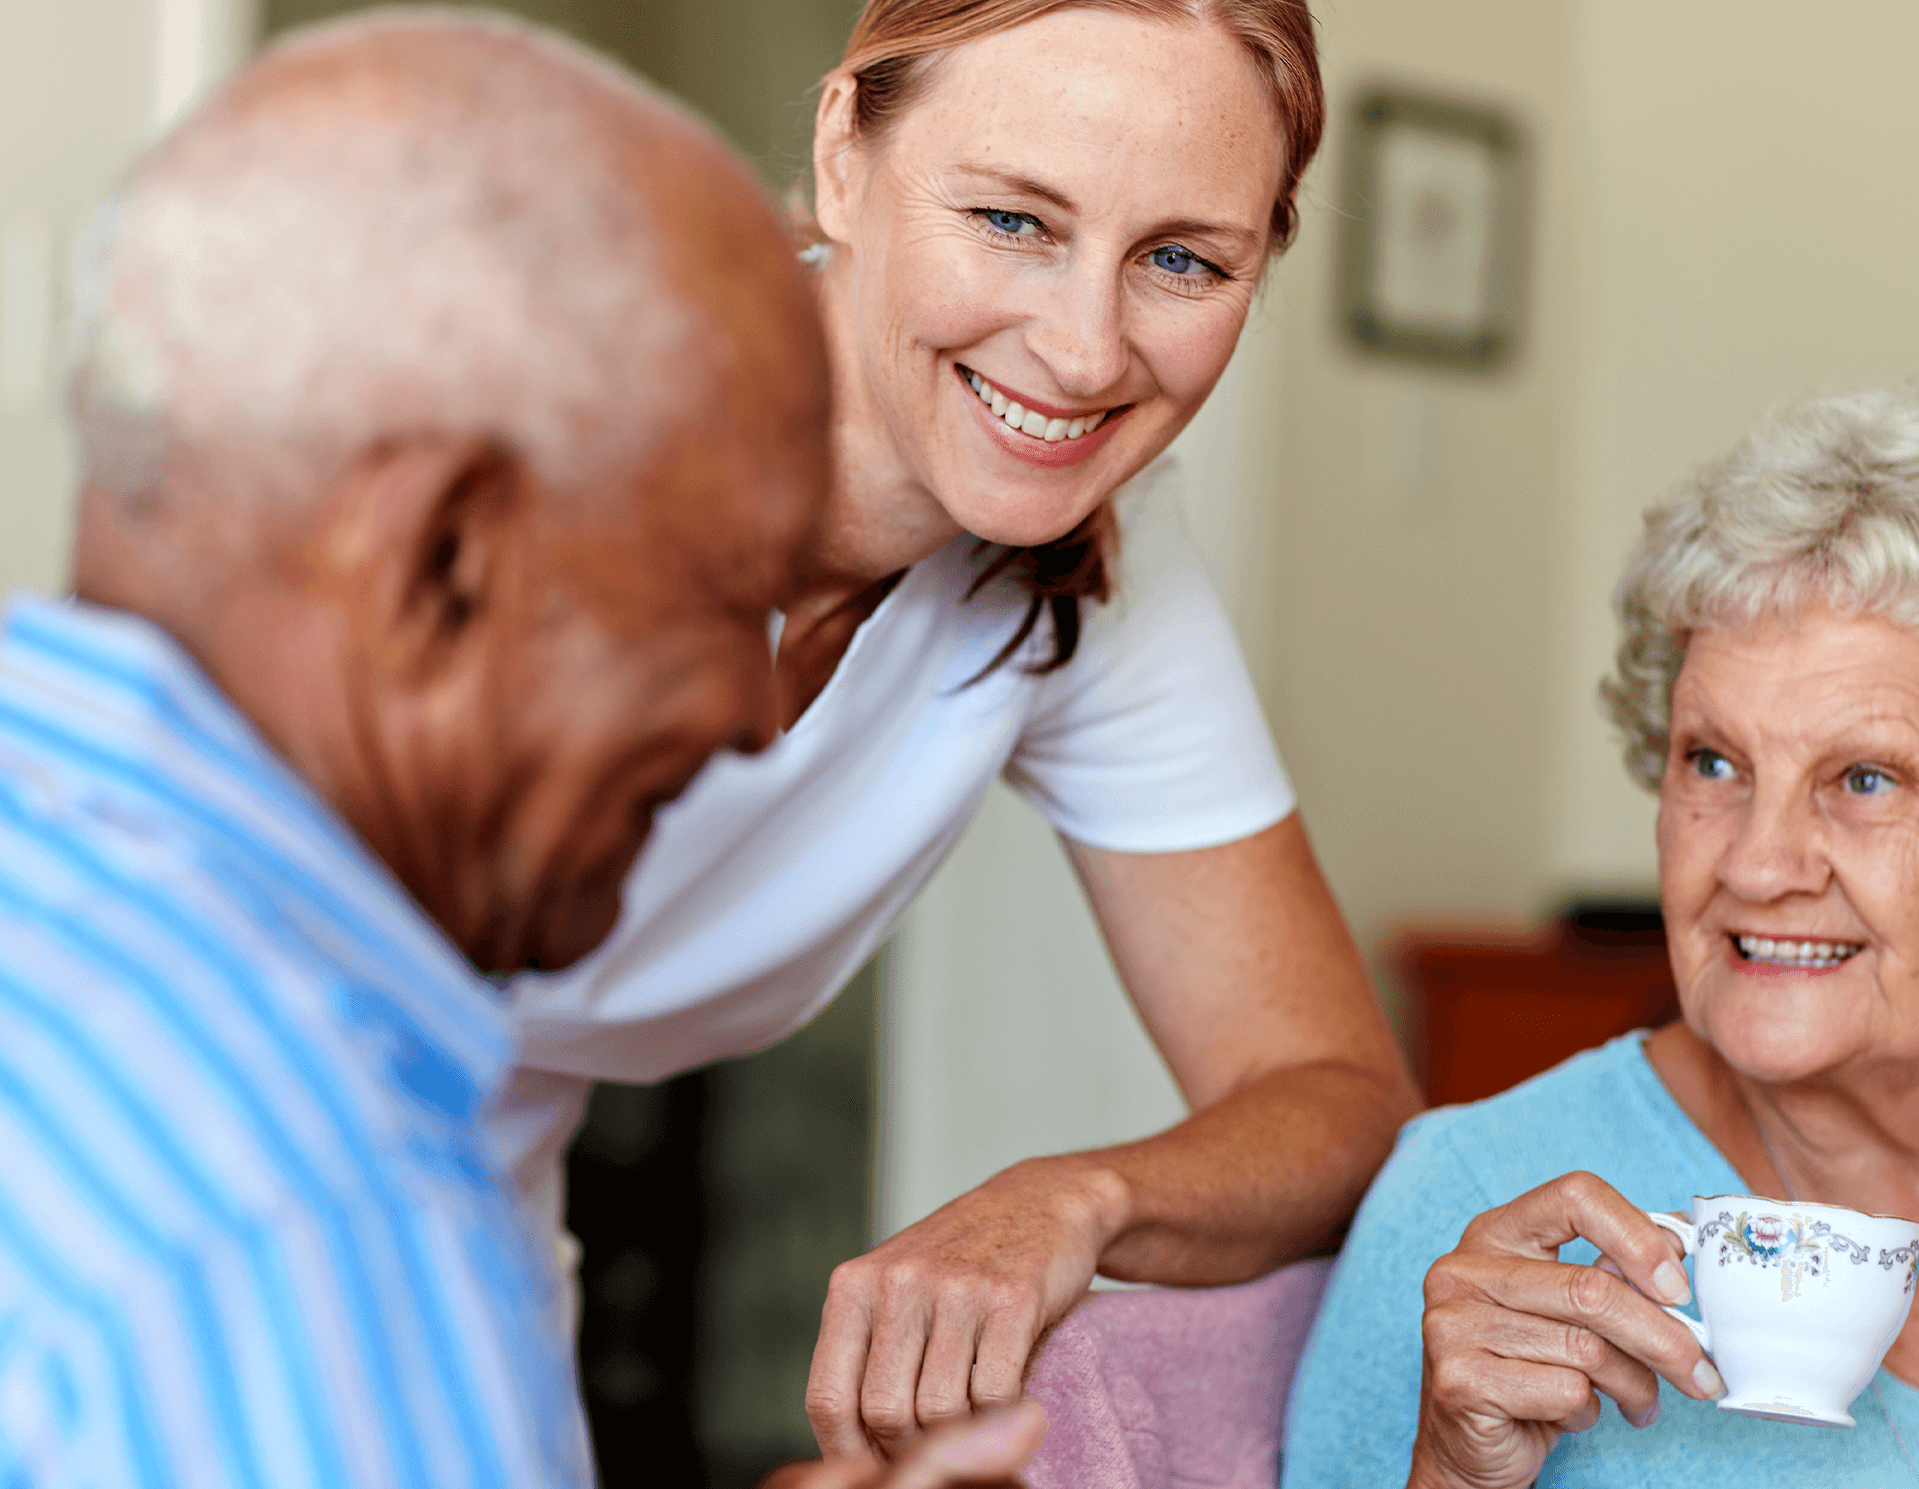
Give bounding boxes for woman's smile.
[1727,931,1867,972]
[953,362,1132,467]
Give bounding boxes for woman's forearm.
[1037,1056,1417,1284]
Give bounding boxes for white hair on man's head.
[68,7,717,505]
[1603,383,1919,788]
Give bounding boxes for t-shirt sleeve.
[1002,461,1295,853]
[1281,1113,1497,1489]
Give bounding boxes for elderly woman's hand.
[804,1157,1119,1460]
[1408,1171,1726,1489]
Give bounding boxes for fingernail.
[1654,1261,1691,1305]
[1693,1359,1726,1400]
[934,1405,1042,1473]
[1634,1398,1661,1429]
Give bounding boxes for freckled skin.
[809,9,1283,569]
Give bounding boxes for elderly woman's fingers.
[1464,1172,1693,1308]
[1424,1296,1665,1428]
[807,1263,882,1458]
[1429,1250,1715,1401]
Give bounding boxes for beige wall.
[1551,0,1919,889]
[1261,0,1579,960]
[887,0,1919,1227]
[1,0,256,602]
[0,2,147,600]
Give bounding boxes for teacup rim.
[1694,1192,1919,1229]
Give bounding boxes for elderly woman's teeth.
[966,369,1108,441]
[1736,934,1863,967]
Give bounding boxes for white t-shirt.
[492,456,1295,1239]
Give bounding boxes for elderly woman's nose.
[1717,787,1831,900]
[1025,270,1128,396]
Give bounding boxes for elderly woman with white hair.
[1281,385,1919,1487]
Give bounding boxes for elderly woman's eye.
[1688,748,1735,781]
[1844,765,1896,795]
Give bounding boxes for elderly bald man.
[0,13,1043,1489]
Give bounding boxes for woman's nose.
[1717,785,1830,903]
[1024,265,1128,397]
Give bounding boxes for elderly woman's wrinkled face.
[1658,606,1919,1082]
[819,9,1280,546]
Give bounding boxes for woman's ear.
[812,71,863,246]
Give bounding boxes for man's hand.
[806,1162,1117,1458]
[762,1403,1048,1489]
[1408,1172,1724,1489]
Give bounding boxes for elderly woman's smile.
[1657,606,1919,1083]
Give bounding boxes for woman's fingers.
[1430,1251,1714,1403]
[1466,1171,1692,1308]
[807,1262,883,1458]
[807,1164,1106,1458]
[1425,1297,1664,1428]
[1409,1173,1723,1489]
[913,1294,987,1433]
[970,1293,1044,1413]
[858,1270,940,1457]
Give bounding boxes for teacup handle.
[1642,1210,1711,1352]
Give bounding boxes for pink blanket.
[1023,1260,1333,1489]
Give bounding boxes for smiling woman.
[501,0,1421,1469]
[1282,386,1919,1489]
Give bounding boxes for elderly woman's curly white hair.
[1603,383,1919,788]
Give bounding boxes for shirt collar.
[0,592,516,1106]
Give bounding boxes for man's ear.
[316,432,525,680]
[812,71,864,246]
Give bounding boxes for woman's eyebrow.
[1153,217,1264,255]
[951,163,1077,213]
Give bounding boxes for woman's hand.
[1409,1171,1726,1489]
[765,1402,1047,1489]
[809,818,1417,1460]
[805,1160,1122,1459]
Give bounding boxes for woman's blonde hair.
[1604,384,1919,788]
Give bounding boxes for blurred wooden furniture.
[1393,905,1680,1106]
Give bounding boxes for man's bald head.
[66,12,829,973]
[71,8,806,508]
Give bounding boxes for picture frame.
[1335,85,1529,372]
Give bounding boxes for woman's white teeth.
[966,369,1109,441]
[1735,934,1864,968]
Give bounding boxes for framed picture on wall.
[1336,85,1529,372]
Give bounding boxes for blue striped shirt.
[0,595,595,1488]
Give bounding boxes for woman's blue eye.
[1691,749,1735,781]
[983,210,1036,236]
[1151,245,1199,275]
[1845,766,1894,795]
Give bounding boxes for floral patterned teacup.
[1645,1195,1919,1427]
